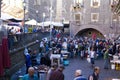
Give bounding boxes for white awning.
[39,21,63,27]
[53,22,63,27]
[25,19,40,26]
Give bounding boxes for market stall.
[50,54,61,66]
[110,55,120,70]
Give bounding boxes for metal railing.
[8,31,49,51]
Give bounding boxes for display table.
[50,54,61,66]
[110,60,120,70]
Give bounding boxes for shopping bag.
[87,57,91,63]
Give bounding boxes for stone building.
[28,0,57,22]
[1,0,120,40]
[29,0,120,39]
[69,0,120,39]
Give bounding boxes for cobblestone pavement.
[11,56,120,80]
[63,57,120,80]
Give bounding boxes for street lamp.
[42,13,45,31]
[23,0,26,49]
[50,7,53,41]
[36,10,38,27]
[23,0,26,34]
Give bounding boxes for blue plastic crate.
[63,60,69,66]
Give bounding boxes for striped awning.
[1,2,27,20]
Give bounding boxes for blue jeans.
[104,59,110,69]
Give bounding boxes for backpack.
[88,73,99,80]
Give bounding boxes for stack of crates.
[115,61,120,70]
[63,54,69,66]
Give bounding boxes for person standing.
[39,40,45,53]
[22,67,38,80]
[89,47,96,67]
[49,65,65,80]
[25,49,32,74]
[88,66,100,80]
[103,47,110,69]
[31,50,37,66]
[73,69,87,80]
[46,63,58,80]
[81,43,85,59]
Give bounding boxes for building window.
[75,14,80,21]
[112,13,118,21]
[34,0,37,5]
[91,0,100,8]
[75,13,81,25]
[34,0,41,5]
[75,0,83,4]
[37,0,41,5]
[91,13,99,22]
[73,0,84,7]
[111,0,119,5]
[110,0,119,11]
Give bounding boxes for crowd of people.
[7,26,43,35]
[39,35,120,60]
[22,34,120,80]
[7,26,64,35]
[22,66,100,80]
[73,67,100,80]
[7,26,64,50]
